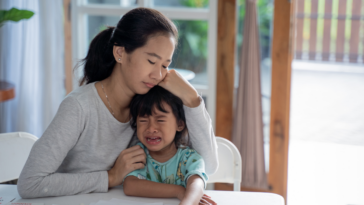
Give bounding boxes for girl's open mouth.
[145,137,162,145]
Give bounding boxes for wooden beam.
[215,0,236,141]
[308,0,318,60]
[268,0,296,202]
[64,0,73,94]
[215,183,270,192]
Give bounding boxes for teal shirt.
[124,143,208,188]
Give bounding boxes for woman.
[17,8,218,199]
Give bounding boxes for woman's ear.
[113,46,125,63]
[177,120,185,132]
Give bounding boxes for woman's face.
[116,34,175,95]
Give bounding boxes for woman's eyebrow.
[145,52,171,62]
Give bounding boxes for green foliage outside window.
[170,0,209,74]
[181,0,209,8]
[172,0,273,74]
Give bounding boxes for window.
[71,0,218,127]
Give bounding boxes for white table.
[0,185,284,205]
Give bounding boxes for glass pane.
[87,15,121,47]
[86,17,208,86]
[236,0,274,172]
[202,96,207,108]
[171,20,208,86]
[288,0,364,204]
[87,0,137,6]
[153,0,209,8]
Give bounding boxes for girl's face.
[136,101,184,152]
[116,34,175,95]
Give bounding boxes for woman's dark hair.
[130,86,188,147]
[79,8,178,85]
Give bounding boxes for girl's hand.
[199,194,217,205]
[180,194,217,205]
[158,69,200,108]
[107,145,146,188]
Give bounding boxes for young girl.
[124,86,216,205]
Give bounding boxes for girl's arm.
[123,176,186,200]
[180,175,204,205]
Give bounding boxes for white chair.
[207,136,242,191]
[0,132,38,183]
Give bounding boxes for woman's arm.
[183,99,219,175]
[123,176,186,200]
[158,70,219,175]
[17,97,108,198]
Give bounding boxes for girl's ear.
[177,120,185,132]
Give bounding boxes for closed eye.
[139,120,148,122]
[148,60,155,65]
[157,120,165,122]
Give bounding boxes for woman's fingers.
[121,144,143,154]
[158,69,200,107]
[122,147,145,161]
[129,154,146,165]
[108,145,146,187]
[124,148,146,171]
[126,148,145,158]
[203,194,211,198]
[132,162,145,170]
[158,70,184,90]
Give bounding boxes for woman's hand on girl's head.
[158,69,201,108]
[107,145,146,188]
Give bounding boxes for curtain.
[232,0,268,189]
[0,0,65,138]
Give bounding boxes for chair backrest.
[0,132,38,183]
[207,136,242,191]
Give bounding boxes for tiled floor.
[287,60,364,205]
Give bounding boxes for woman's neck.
[96,66,134,123]
[102,77,132,110]
[148,142,178,163]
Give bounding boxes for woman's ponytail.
[79,27,115,85]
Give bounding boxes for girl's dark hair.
[79,8,178,85]
[130,86,188,147]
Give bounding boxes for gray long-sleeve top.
[17,82,218,198]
